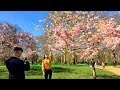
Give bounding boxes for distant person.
[101,61,105,69]
[32,60,34,65]
[85,60,89,66]
[113,60,117,67]
[95,60,99,67]
[5,47,30,79]
[42,54,52,79]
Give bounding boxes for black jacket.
[5,57,30,79]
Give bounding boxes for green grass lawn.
[0,64,120,79]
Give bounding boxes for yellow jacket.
[42,59,51,71]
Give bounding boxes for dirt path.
[95,66,120,76]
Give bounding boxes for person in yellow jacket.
[42,54,52,79]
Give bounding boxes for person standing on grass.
[5,47,30,79]
[101,61,105,69]
[42,54,52,79]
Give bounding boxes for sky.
[0,11,49,37]
[0,11,119,37]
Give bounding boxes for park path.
[95,66,120,76]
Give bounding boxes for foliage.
[36,11,120,63]
[0,22,36,62]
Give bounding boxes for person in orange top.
[42,54,52,79]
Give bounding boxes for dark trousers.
[44,69,52,79]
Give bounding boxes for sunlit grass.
[0,64,120,79]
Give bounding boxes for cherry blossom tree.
[37,11,120,60]
[98,18,120,62]
[0,22,36,63]
[38,11,103,64]
[36,11,120,79]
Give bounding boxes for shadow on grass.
[97,75,120,79]
[26,66,74,77]
[30,66,74,73]
[0,68,8,75]
[0,69,8,79]
[52,67,74,73]
[26,66,42,76]
[0,69,7,72]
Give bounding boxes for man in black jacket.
[5,47,30,79]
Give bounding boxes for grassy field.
[0,64,120,79]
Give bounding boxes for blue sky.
[0,11,49,37]
[0,11,119,37]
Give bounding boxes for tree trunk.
[49,49,53,60]
[73,51,77,65]
[63,48,67,64]
[92,67,97,79]
[75,54,78,64]
[63,53,66,64]
[60,53,63,63]
[113,51,117,66]
[91,60,97,79]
